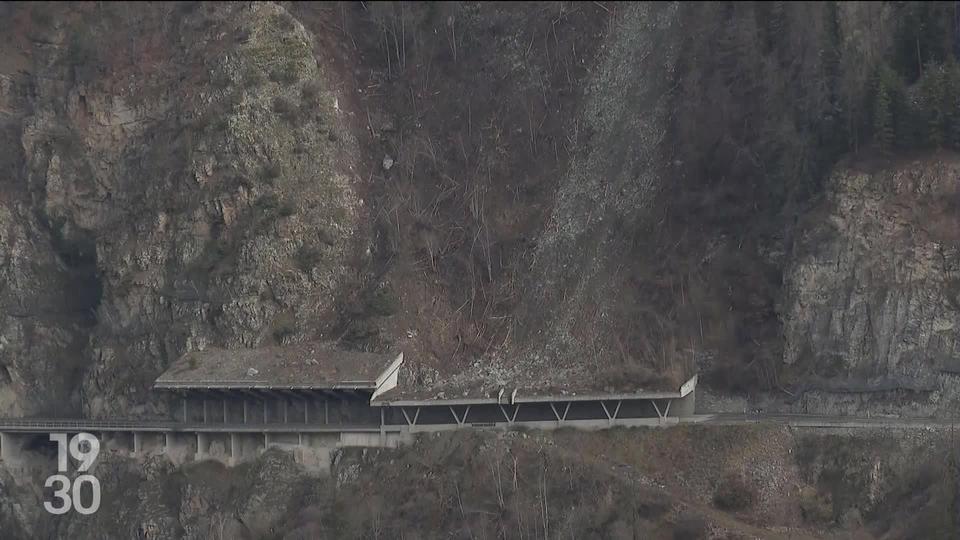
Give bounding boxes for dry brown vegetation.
[263,427,960,539]
[290,2,925,395]
[293,2,612,368]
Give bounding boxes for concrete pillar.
[223,400,228,423]
[0,432,23,462]
[7,432,26,461]
[243,400,248,424]
[263,400,268,424]
[283,400,288,423]
[164,433,171,451]
[197,433,208,459]
[230,433,238,465]
[324,399,329,424]
[304,400,309,423]
[263,432,268,449]
[183,398,188,423]
[379,408,385,446]
[133,432,142,456]
[202,400,208,424]
[298,432,303,446]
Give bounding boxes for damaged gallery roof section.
[154,342,403,399]
[370,374,699,407]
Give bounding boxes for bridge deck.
[694,413,960,429]
[0,418,396,433]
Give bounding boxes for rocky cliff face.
[2,3,366,418]
[781,155,960,414]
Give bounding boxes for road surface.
[685,413,960,430]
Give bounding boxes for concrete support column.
[283,400,288,423]
[324,399,329,424]
[202,400,208,424]
[197,433,208,459]
[223,400,228,423]
[263,401,268,424]
[164,433,171,451]
[263,432,268,449]
[304,400,309,424]
[0,432,25,462]
[182,398,188,423]
[133,432,142,456]
[379,408,386,446]
[243,400,248,424]
[230,433,238,465]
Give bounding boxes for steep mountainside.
[1,0,951,421]
[2,1,960,538]
[6,426,960,539]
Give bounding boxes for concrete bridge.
[0,417,405,470]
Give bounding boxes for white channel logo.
[44,433,101,515]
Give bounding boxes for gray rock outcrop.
[782,156,960,412]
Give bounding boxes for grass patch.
[269,62,301,85]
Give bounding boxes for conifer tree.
[945,60,960,149]
[873,65,898,152]
[873,86,894,153]
[920,63,946,147]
